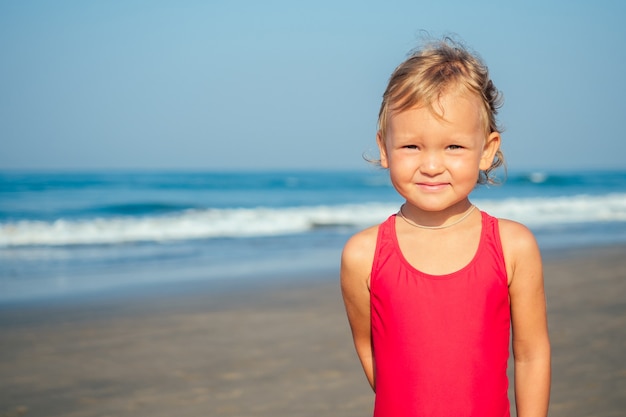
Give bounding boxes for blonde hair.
[377,37,505,184]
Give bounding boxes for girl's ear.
[479,131,501,171]
[377,132,389,168]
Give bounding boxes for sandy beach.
[1,245,625,417]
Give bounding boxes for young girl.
[341,38,551,417]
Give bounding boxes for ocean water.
[1,170,625,302]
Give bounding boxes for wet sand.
[1,245,625,417]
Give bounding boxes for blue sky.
[1,1,625,172]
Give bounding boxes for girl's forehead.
[388,90,488,134]
[393,93,482,123]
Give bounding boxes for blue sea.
[1,170,625,302]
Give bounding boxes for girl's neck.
[398,201,476,230]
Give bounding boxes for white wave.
[0,203,395,247]
[475,193,626,226]
[1,194,625,247]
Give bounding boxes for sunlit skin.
[377,89,500,227]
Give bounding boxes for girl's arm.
[340,226,378,391]
[500,220,551,417]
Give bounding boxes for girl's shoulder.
[341,224,381,285]
[496,217,538,251]
[342,224,380,266]
[495,217,541,284]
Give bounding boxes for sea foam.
[1,194,625,247]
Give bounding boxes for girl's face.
[378,90,500,215]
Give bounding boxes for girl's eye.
[403,145,418,149]
[447,144,463,150]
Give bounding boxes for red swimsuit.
[370,211,511,417]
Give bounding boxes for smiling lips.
[416,182,449,191]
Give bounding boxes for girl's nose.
[420,152,444,176]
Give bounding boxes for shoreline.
[1,244,625,416]
[2,242,623,308]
